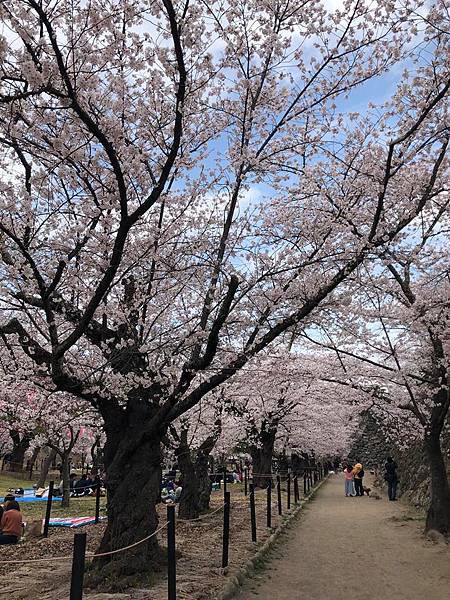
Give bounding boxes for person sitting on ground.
[166,479,176,492]
[384,457,399,501]
[344,464,355,497]
[73,473,91,496]
[352,462,365,496]
[0,493,15,522]
[69,472,77,492]
[0,500,23,545]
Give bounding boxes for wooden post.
[266,483,272,528]
[43,480,54,538]
[276,474,282,516]
[94,480,101,524]
[294,475,299,504]
[287,473,291,510]
[223,467,227,500]
[222,491,231,568]
[249,483,257,543]
[244,467,248,497]
[69,532,87,600]
[167,504,176,600]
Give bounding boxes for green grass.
[0,473,106,521]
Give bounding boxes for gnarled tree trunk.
[177,429,218,519]
[177,430,200,519]
[90,412,164,585]
[196,450,212,513]
[37,448,57,488]
[424,432,450,535]
[8,430,32,472]
[250,427,276,489]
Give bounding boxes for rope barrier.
[0,521,170,565]
[178,503,225,522]
[89,521,169,558]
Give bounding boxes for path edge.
[217,475,330,600]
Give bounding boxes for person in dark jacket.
[73,474,92,496]
[384,457,399,501]
[353,463,365,496]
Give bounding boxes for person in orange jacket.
[0,500,23,544]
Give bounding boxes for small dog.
[363,486,371,496]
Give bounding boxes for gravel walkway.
[237,474,449,600]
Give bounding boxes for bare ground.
[0,484,294,599]
[237,475,449,600]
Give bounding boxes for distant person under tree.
[384,457,399,501]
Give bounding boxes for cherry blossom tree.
[0,384,40,471]
[32,392,101,506]
[301,199,450,533]
[0,0,448,579]
[223,352,365,487]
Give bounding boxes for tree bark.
[196,450,212,513]
[250,428,276,489]
[90,436,103,475]
[424,432,450,535]
[177,431,201,519]
[8,430,31,472]
[27,446,40,478]
[90,422,164,585]
[177,429,218,519]
[37,448,57,488]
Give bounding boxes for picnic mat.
[47,516,106,528]
[0,495,61,503]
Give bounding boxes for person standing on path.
[353,463,365,496]
[344,465,355,496]
[384,457,399,501]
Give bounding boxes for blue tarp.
[1,489,62,503]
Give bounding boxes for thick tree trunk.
[8,431,31,472]
[196,451,212,513]
[177,429,217,519]
[90,429,164,586]
[250,428,276,489]
[37,448,57,488]
[177,432,201,519]
[424,433,450,535]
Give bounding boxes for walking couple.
[343,462,365,497]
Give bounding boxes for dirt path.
[238,475,449,600]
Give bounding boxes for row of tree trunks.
[89,412,449,585]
